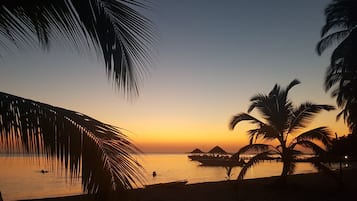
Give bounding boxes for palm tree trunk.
[278,159,289,185]
[277,146,289,186]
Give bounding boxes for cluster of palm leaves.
[0,91,145,193]
[0,0,155,97]
[0,0,154,194]
[229,79,336,184]
[317,0,357,135]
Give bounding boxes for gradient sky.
[0,0,349,153]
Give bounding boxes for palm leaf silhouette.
[0,91,144,193]
[0,0,155,97]
[316,0,357,134]
[237,151,273,181]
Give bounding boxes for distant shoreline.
[20,168,357,201]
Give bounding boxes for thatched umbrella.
[190,148,204,154]
[208,146,227,154]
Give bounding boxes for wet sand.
[20,168,357,201]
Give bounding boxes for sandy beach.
[19,168,357,201]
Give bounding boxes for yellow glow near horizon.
[124,115,349,154]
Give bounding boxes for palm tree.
[229,79,336,185]
[316,0,357,135]
[0,0,154,196]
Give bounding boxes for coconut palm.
[0,0,154,195]
[316,0,357,135]
[229,79,336,184]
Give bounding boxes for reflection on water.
[0,154,82,201]
[0,153,335,200]
[138,154,318,186]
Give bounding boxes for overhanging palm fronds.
[316,30,350,55]
[0,91,143,193]
[0,0,155,97]
[317,0,357,134]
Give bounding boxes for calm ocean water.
[0,153,325,200]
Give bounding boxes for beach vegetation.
[328,133,357,161]
[0,0,155,97]
[229,79,336,185]
[0,0,154,195]
[316,0,357,135]
[0,91,144,194]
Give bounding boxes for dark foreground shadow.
[20,168,357,201]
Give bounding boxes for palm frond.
[0,91,143,193]
[324,0,357,28]
[247,124,278,144]
[336,109,345,121]
[294,127,333,147]
[229,113,263,130]
[249,81,298,133]
[246,129,259,144]
[290,140,327,156]
[248,93,289,131]
[324,63,344,91]
[335,100,357,133]
[290,149,303,158]
[321,19,351,37]
[321,0,357,36]
[288,103,335,133]
[319,1,357,133]
[248,93,269,113]
[0,0,155,97]
[237,151,273,181]
[330,33,356,66]
[235,143,277,156]
[285,79,301,94]
[316,30,350,55]
[248,95,277,127]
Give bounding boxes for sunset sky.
[0,0,349,153]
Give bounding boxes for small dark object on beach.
[152,171,157,177]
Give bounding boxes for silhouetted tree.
[316,0,357,135]
[230,79,336,185]
[329,133,357,160]
[0,0,154,196]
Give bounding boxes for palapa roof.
[208,146,227,154]
[190,148,204,153]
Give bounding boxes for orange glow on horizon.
[129,127,250,154]
[125,110,350,154]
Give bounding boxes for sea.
[0,153,346,201]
